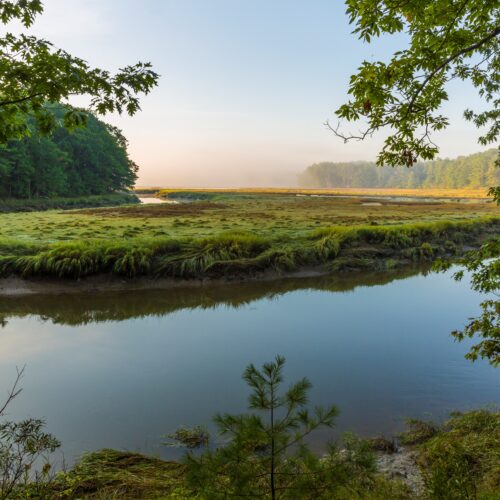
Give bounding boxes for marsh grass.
[0,193,497,280]
[53,449,185,499]
[0,218,497,279]
[45,447,410,499]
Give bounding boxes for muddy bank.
[0,265,365,296]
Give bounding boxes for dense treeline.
[0,105,138,199]
[299,149,499,189]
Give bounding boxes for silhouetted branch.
[0,366,25,417]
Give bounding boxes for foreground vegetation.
[2,357,497,499]
[0,193,497,281]
[47,409,497,499]
[31,405,496,500]
[399,409,500,499]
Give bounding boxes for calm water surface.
[0,268,498,463]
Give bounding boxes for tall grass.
[0,218,497,280]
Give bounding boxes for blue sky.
[17,0,490,186]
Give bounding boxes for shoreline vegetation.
[0,192,139,213]
[10,409,499,499]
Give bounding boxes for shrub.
[398,418,439,445]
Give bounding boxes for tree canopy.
[0,0,158,143]
[332,0,499,168]
[0,104,138,198]
[334,1,499,366]
[300,149,498,189]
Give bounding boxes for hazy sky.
[14,0,491,186]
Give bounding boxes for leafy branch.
[333,1,500,167]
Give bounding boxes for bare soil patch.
[72,202,227,218]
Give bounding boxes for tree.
[0,103,139,198]
[0,1,159,143]
[298,149,498,189]
[335,0,499,365]
[173,355,383,499]
[331,0,499,168]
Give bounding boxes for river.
[0,267,498,463]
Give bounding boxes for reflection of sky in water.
[0,270,498,464]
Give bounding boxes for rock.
[376,447,424,495]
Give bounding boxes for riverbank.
[0,217,497,285]
[0,268,345,295]
[0,191,497,286]
[0,193,139,213]
[11,409,498,499]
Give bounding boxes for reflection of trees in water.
[0,267,429,326]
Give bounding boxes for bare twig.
[324,120,375,143]
[0,366,25,417]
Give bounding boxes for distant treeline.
[299,149,499,189]
[0,104,137,199]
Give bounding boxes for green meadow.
[0,191,498,280]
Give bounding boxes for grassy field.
[0,190,497,280]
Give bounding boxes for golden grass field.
[135,186,490,199]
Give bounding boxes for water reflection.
[0,266,498,464]
[0,267,427,326]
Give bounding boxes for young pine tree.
[177,355,378,499]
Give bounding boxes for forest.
[0,104,138,199]
[299,149,499,189]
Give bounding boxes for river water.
[0,268,498,463]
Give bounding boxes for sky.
[11,0,492,187]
